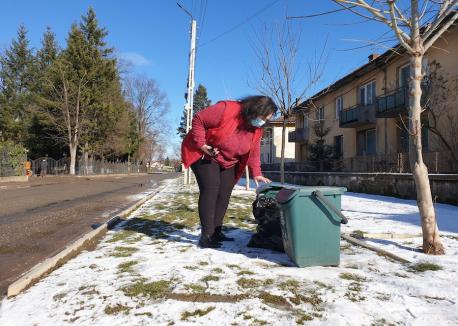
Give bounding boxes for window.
[400,127,428,152]
[357,128,376,156]
[360,81,376,105]
[316,107,324,121]
[301,115,309,128]
[261,128,272,145]
[334,135,343,158]
[399,64,410,88]
[335,96,343,119]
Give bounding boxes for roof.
[266,115,296,126]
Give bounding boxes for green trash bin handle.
[312,190,349,224]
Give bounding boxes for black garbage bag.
[247,194,284,252]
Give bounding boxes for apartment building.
[292,22,458,172]
[260,116,296,164]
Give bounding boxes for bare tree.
[39,60,90,175]
[252,22,327,183]
[124,75,169,163]
[319,0,458,254]
[423,60,458,167]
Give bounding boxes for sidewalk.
[1,179,458,325]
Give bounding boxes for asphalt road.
[0,173,179,298]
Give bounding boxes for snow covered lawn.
[1,178,458,325]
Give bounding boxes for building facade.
[291,23,458,173]
[260,117,296,164]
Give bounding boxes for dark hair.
[239,95,278,122]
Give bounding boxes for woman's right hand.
[200,144,219,157]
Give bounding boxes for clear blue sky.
[0,0,390,150]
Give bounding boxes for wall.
[272,125,295,163]
[261,125,295,164]
[262,171,458,206]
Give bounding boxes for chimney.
[368,53,380,62]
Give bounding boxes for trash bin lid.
[276,186,347,204]
[256,182,285,195]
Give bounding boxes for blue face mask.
[250,117,266,128]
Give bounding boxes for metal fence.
[262,151,458,174]
[0,150,26,177]
[31,157,69,176]
[76,159,148,176]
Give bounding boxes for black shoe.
[212,227,235,242]
[198,234,221,248]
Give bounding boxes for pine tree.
[177,84,211,138]
[308,121,335,171]
[40,9,124,174]
[0,24,35,143]
[80,8,121,157]
[37,27,59,71]
[80,7,113,58]
[25,26,62,158]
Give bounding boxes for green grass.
[296,312,314,324]
[111,246,139,258]
[262,279,275,287]
[409,262,442,273]
[376,292,391,301]
[53,292,67,301]
[258,292,290,308]
[121,279,171,299]
[394,272,408,278]
[184,283,206,294]
[211,267,224,273]
[180,307,215,321]
[237,270,255,276]
[236,278,262,288]
[314,281,333,290]
[117,260,138,274]
[183,265,199,271]
[278,279,300,292]
[290,292,323,307]
[345,282,366,302]
[104,303,131,315]
[106,230,137,243]
[200,275,220,282]
[339,272,366,282]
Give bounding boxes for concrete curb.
[75,173,149,178]
[6,184,168,298]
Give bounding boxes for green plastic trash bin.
[256,183,284,198]
[276,186,347,267]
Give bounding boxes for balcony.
[288,127,309,143]
[339,104,376,128]
[376,86,408,118]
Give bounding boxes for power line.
[287,5,356,19]
[199,0,281,48]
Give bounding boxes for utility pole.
[178,2,197,185]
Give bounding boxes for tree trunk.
[83,143,89,175]
[280,117,287,184]
[69,144,77,175]
[409,52,444,254]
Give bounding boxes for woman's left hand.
[254,175,272,186]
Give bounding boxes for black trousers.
[191,159,235,236]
